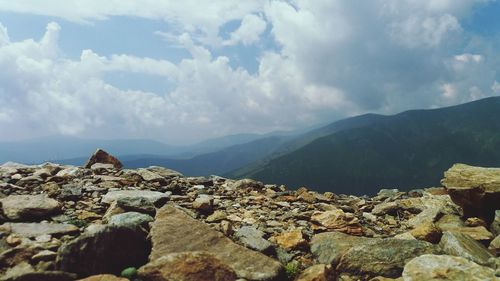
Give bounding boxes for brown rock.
[274,229,308,250]
[311,209,363,235]
[294,264,334,281]
[77,274,128,281]
[410,222,442,244]
[148,205,284,281]
[441,163,500,223]
[84,149,123,170]
[138,251,237,281]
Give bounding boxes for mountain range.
[2,96,499,195]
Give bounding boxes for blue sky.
[0,0,498,144]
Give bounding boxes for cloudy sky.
[0,0,499,144]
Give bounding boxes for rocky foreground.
[0,149,499,281]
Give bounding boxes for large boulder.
[0,195,61,221]
[138,251,237,281]
[147,205,284,281]
[57,225,150,277]
[441,163,500,222]
[402,254,497,281]
[84,149,122,170]
[336,238,436,278]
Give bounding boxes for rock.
[337,238,436,278]
[409,222,442,243]
[0,195,61,221]
[77,275,128,281]
[57,225,150,277]
[101,190,170,206]
[148,205,284,281]
[84,149,123,170]
[439,231,495,266]
[192,195,214,213]
[235,226,273,253]
[441,163,500,222]
[311,209,363,235]
[116,197,156,215]
[146,166,183,178]
[436,214,494,241]
[294,264,334,281]
[109,212,153,229]
[491,210,500,236]
[402,254,497,281]
[489,235,500,255]
[310,231,370,265]
[372,202,399,216]
[90,163,115,171]
[1,269,77,281]
[230,179,264,190]
[274,229,307,250]
[138,251,237,281]
[31,250,57,262]
[206,210,227,223]
[136,168,165,182]
[58,185,83,201]
[0,222,79,237]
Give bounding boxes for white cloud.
[224,14,267,46]
[0,0,498,143]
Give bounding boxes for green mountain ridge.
[231,96,500,195]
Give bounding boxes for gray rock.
[57,225,150,277]
[0,222,79,237]
[337,238,436,278]
[109,212,153,229]
[491,210,500,236]
[116,197,156,215]
[235,226,273,253]
[58,185,82,201]
[489,235,500,255]
[148,205,284,281]
[439,231,495,266]
[101,190,170,206]
[146,166,183,178]
[0,195,61,221]
[402,254,497,281]
[136,168,165,182]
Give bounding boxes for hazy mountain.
[0,136,179,164]
[231,96,500,195]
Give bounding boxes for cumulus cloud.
[0,0,498,143]
[224,14,267,46]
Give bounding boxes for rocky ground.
[0,149,499,281]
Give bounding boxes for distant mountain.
[122,136,289,176]
[231,96,500,195]
[0,136,179,164]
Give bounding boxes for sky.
[0,0,499,145]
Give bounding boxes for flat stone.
[234,226,273,253]
[441,163,500,223]
[402,254,497,281]
[489,235,500,255]
[146,166,183,178]
[274,229,307,250]
[84,149,122,170]
[116,197,156,215]
[77,274,128,281]
[0,222,79,237]
[192,195,214,213]
[1,270,77,281]
[109,212,153,229]
[410,222,442,243]
[310,231,371,265]
[206,210,227,223]
[138,251,237,281]
[439,231,494,266]
[337,238,436,278]
[148,205,284,281]
[57,225,150,277]
[136,168,165,182]
[0,194,61,221]
[311,209,363,235]
[101,190,170,205]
